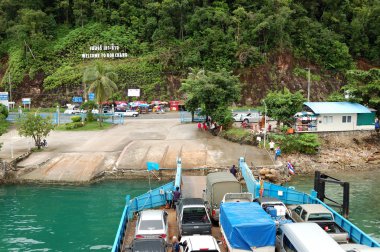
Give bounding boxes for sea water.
[0,180,164,251]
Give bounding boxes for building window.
[342,116,352,123]
[323,116,333,124]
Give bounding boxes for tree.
[180,69,241,127]
[83,62,118,127]
[344,69,380,115]
[263,88,306,126]
[18,114,54,149]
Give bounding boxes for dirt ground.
[0,118,273,183]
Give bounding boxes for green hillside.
[0,0,379,106]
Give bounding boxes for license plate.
[194,226,199,229]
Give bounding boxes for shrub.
[65,122,84,130]
[86,110,95,122]
[71,115,81,122]
[271,133,320,154]
[0,104,9,118]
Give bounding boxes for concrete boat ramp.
[0,118,273,183]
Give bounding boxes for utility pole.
[8,71,11,102]
[263,100,267,149]
[307,68,311,102]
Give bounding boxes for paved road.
[0,118,273,183]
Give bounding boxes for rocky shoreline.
[283,131,380,174]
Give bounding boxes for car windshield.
[133,240,165,252]
[308,213,333,221]
[139,220,163,230]
[183,207,210,224]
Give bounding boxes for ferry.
[111,157,380,252]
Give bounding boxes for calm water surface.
[0,180,164,251]
[289,170,380,241]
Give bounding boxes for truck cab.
[179,235,220,252]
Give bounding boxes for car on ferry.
[128,238,167,252]
[135,210,169,242]
[289,204,349,243]
[276,222,345,252]
[179,235,220,252]
[176,198,212,236]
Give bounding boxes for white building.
[297,102,375,132]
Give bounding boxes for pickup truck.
[176,198,211,237]
[289,204,349,243]
[221,192,253,203]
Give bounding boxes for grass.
[55,121,114,131]
[9,107,65,113]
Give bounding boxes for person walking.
[269,140,275,151]
[230,164,237,177]
[197,122,202,130]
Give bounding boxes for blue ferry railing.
[238,157,380,248]
[112,158,183,252]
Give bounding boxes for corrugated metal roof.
[304,102,371,114]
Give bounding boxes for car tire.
[243,119,249,123]
[133,114,137,117]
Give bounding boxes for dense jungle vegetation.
[0,0,379,105]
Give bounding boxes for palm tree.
[83,62,118,127]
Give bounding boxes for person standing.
[375,118,379,133]
[172,187,181,209]
[275,146,281,161]
[230,164,237,177]
[269,140,275,151]
[172,236,180,252]
[197,122,202,130]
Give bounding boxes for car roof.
[181,235,219,251]
[298,204,332,214]
[140,210,164,220]
[281,223,344,251]
[180,198,205,205]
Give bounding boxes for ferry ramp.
[180,176,206,198]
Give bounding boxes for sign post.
[22,98,31,110]
[128,89,140,97]
[0,92,9,110]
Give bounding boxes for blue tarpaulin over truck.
[220,202,276,250]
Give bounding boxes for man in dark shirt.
[172,187,181,209]
[230,165,237,177]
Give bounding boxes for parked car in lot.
[179,235,220,252]
[135,210,168,241]
[232,112,260,123]
[63,109,81,114]
[289,204,349,243]
[127,238,167,252]
[176,198,211,236]
[115,110,139,117]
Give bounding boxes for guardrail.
[111,181,175,252]
[238,157,380,248]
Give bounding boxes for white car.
[233,112,260,123]
[115,110,139,117]
[63,109,81,114]
[135,210,168,241]
[180,235,220,252]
